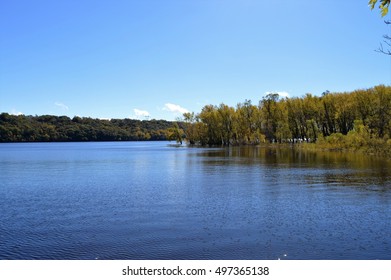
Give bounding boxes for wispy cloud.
[55,102,69,111]
[264,91,290,98]
[133,108,150,118]
[163,103,189,114]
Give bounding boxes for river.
[0,141,390,259]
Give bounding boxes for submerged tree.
[166,122,183,144]
[180,85,391,150]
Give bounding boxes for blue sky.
[1,0,390,120]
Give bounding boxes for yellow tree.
[236,100,260,144]
[321,92,338,136]
[217,103,236,146]
[334,92,357,135]
[302,93,323,141]
[260,93,279,142]
[183,112,197,144]
[352,89,376,127]
[274,99,291,143]
[370,85,391,138]
[166,123,183,144]
[286,97,305,140]
[198,105,222,146]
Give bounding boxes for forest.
[1,85,390,155]
[0,114,182,142]
[181,85,391,155]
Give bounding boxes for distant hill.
[0,113,183,142]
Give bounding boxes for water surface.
[0,142,390,259]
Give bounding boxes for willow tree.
[166,123,183,144]
[183,112,197,144]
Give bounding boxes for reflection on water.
[0,142,390,259]
[198,145,391,190]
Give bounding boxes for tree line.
[0,114,183,142]
[181,85,391,154]
[1,85,390,154]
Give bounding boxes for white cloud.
[10,109,24,116]
[55,102,69,111]
[133,108,150,117]
[264,91,290,98]
[163,103,189,114]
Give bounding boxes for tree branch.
[376,19,391,55]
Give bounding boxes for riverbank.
[298,135,391,157]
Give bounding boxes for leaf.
[381,6,389,17]
[369,0,377,10]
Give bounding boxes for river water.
[0,142,390,259]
